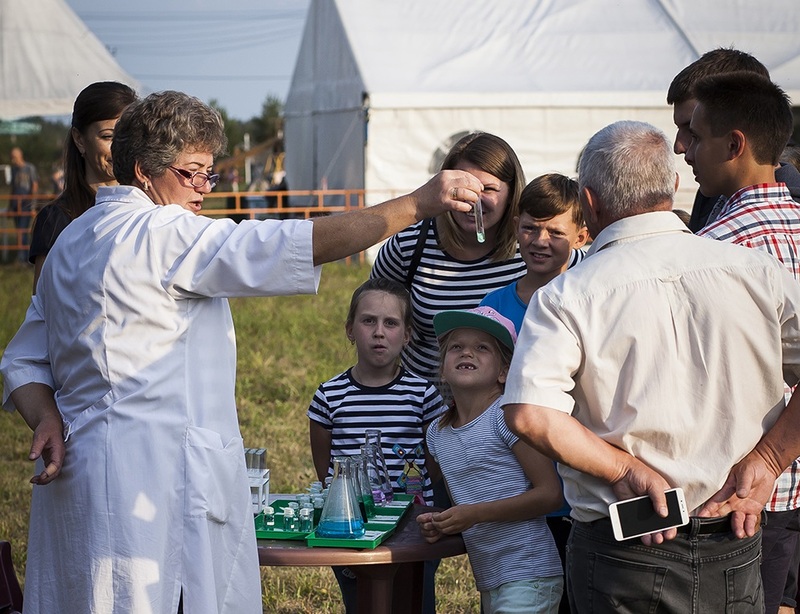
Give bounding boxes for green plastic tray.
[255,499,316,540]
[305,494,413,549]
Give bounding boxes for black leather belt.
[676,515,732,535]
[588,513,754,537]
[676,511,766,536]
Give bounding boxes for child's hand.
[416,512,444,543]
[429,504,479,535]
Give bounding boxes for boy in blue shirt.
[481,173,588,325]
[480,172,588,614]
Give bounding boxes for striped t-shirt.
[427,398,563,591]
[371,218,586,381]
[307,367,444,504]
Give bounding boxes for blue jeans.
[567,517,763,614]
[480,576,563,614]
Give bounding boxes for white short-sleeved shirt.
[503,211,800,521]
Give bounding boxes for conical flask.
[365,429,394,504]
[353,453,376,519]
[316,456,365,538]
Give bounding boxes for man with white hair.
[502,120,800,613]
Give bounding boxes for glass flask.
[364,429,394,504]
[316,456,366,538]
[352,454,376,519]
[361,443,388,506]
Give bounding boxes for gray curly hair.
[112,91,227,185]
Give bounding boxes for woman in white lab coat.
[0,91,480,614]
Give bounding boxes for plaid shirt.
[699,183,800,511]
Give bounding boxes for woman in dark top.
[29,81,137,292]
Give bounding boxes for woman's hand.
[9,382,65,485]
[410,170,482,221]
[29,413,65,485]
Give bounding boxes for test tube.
[474,197,485,243]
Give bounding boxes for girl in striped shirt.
[308,277,444,613]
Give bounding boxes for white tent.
[284,0,800,211]
[0,0,137,120]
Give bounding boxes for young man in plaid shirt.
[687,70,800,614]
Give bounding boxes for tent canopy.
[0,0,138,120]
[285,0,800,211]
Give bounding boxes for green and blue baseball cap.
[433,306,517,350]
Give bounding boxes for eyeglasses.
[168,166,220,189]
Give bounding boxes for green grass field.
[0,262,479,613]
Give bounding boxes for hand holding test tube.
[474,197,485,243]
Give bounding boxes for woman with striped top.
[371,132,584,383]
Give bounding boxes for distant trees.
[0,95,285,196]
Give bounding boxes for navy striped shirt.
[371,218,586,381]
[307,367,444,503]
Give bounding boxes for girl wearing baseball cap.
[417,306,564,613]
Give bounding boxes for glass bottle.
[364,429,394,504]
[283,507,297,531]
[317,456,366,538]
[299,507,314,532]
[261,505,275,529]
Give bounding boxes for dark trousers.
[10,200,32,262]
[333,559,439,613]
[762,509,800,613]
[567,517,763,614]
[547,516,572,614]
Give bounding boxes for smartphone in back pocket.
[608,487,689,541]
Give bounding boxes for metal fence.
[0,189,368,265]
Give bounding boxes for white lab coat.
[1,186,320,614]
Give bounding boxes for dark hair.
[672,209,691,226]
[435,328,513,429]
[519,173,584,227]
[112,91,227,186]
[346,278,412,332]
[667,48,769,105]
[438,132,525,261]
[782,143,800,173]
[693,72,793,166]
[52,82,137,219]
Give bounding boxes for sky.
[65,0,311,121]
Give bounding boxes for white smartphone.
[608,487,689,541]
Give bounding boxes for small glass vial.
[309,481,323,495]
[287,501,300,512]
[299,507,314,532]
[261,506,275,529]
[283,507,297,531]
[297,493,312,506]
